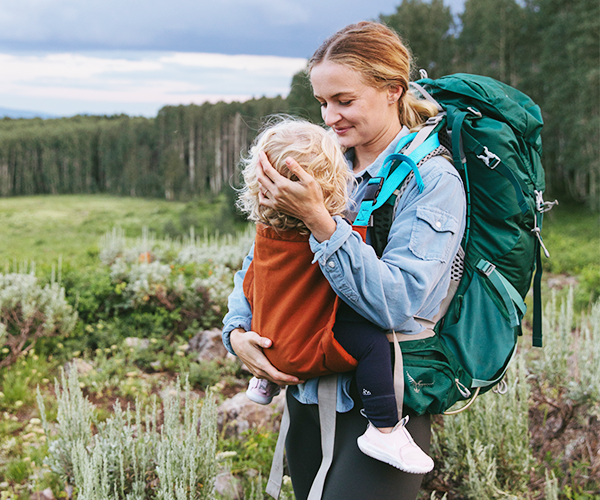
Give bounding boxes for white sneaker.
[245,377,281,405]
[356,416,434,474]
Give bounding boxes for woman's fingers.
[229,328,303,386]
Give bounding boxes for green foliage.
[0,97,288,202]
[218,429,278,477]
[0,195,247,271]
[286,69,322,124]
[0,351,54,411]
[380,0,456,78]
[540,203,600,307]
[456,0,527,86]
[528,0,600,211]
[38,369,219,499]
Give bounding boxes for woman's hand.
[257,152,337,242]
[229,328,304,386]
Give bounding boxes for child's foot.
[246,377,281,405]
[356,416,434,474]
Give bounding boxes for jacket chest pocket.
[409,206,459,263]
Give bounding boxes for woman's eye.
[319,101,327,108]
[339,100,352,106]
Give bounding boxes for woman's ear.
[388,85,403,104]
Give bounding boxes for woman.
[223,21,466,500]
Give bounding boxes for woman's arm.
[312,157,466,331]
[257,152,466,332]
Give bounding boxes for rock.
[186,328,228,362]
[214,471,244,500]
[30,488,55,500]
[217,389,286,438]
[64,358,94,376]
[124,337,150,349]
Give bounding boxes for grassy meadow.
[0,193,246,271]
[0,194,598,500]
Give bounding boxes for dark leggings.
[333,301,398,428]
[285,376,431,500]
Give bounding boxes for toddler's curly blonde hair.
[237,117,352,234]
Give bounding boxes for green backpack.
[356,73,557,415]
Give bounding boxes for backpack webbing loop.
[476,259,526,328]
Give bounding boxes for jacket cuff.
[309,216,353,264]
[222,319,251,355]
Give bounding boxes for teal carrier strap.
[354,133,440,226]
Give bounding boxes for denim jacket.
[222,127,466,412]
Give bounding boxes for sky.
[0,0,466,117]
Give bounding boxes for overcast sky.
[0,0,466,117]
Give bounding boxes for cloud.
[0,0,432,56]
[0,51,307,116]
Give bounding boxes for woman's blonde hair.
[237,117,352,234]
[308,21,439,130]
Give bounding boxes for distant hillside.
[0,107,58,119]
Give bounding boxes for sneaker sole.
[245,389,280,405]
[356,436,434,474]
[245,390,274,405]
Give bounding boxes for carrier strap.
[391,331,405,418]
[307,375,338,500]
[266,397,291,499]
[266,375,338,500]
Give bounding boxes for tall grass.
[429,291,600,499]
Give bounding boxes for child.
[235,117,433,474]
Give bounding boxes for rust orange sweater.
[243,224,359,379]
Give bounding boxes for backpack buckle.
[534,190,558,213]
[425,114,445,126]
[477,260,496,277]
[363,177,384,203]
[476,146,501,169]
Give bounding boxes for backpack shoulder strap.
[354,132,441,227]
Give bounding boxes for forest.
[0,0,598,210]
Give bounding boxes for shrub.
[38,368,219,499]
[0,272,77,369]
[431,351,534,499]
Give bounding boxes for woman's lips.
[334,126,352,135]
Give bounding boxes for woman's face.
[310,60,402,153]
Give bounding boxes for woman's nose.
[322,105,340,127]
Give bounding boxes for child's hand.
[257,152,337,241]
[229,328,304,386]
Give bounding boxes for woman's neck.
[352,123,403,174]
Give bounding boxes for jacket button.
[435,221,442,228]
[328,261,335,268]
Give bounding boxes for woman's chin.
[334,132,357,149]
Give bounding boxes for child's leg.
[334,303,434,474]
[333,304,398,428]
